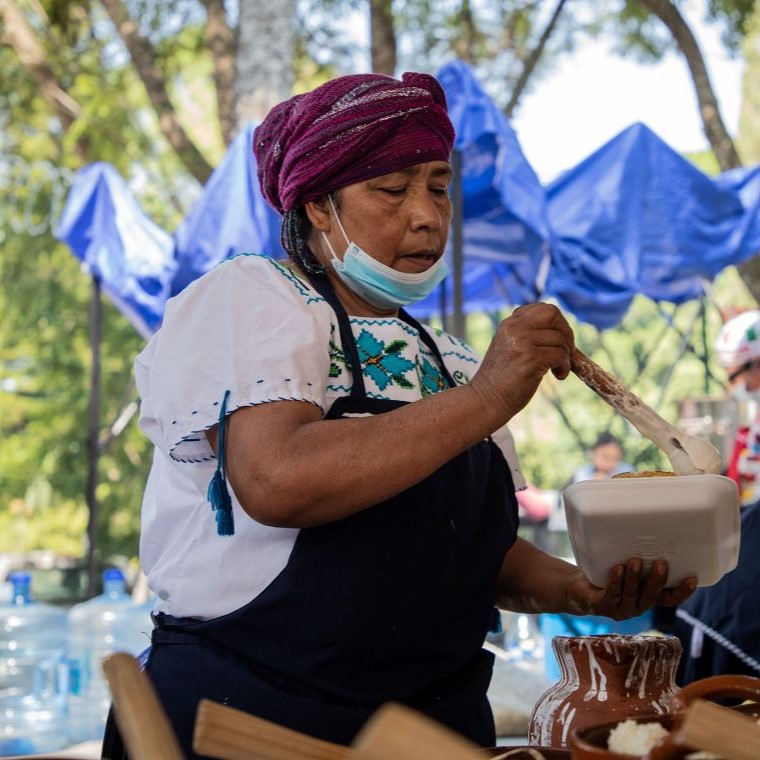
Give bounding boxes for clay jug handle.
[669,674,760,722]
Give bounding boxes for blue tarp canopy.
[171,122,282,296]
[54,162,175,337]
[545,123,760,328]
[55,61,760,333]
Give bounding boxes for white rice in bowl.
[606,716,760,758]
[607,719,669,755]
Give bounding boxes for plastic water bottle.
[67,568,149,743]
[0,571,69,756]
[110,596,155,660]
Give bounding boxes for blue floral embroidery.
[356,330,415,391]
[417,355,447,396]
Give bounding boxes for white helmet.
[714,310,760,368]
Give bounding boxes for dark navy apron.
[104,272,518,759]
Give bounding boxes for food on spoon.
[612,470,676,479]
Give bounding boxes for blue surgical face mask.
[321,196,449,309]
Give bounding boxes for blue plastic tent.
[171,122,282,296]
[54,162,175,338]
[544,123,760,328]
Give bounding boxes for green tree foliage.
[0,200,151,559]
[738,3,760,162]
[392,0,578,108]
[0,2,198,562]
[601,0,753,60]
[707,0,757,49]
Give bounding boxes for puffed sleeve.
[134,255,332,463]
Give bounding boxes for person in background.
[570,432,633,483]
[108,71,696,758]
[674,310,760,684]
[714,310,760,506]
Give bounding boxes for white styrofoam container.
[563,474,740,589]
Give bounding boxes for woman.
[124,72,695,757]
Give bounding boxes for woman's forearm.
[495,538,584,614]
[496,537,698,621]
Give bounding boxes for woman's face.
[315,160,453,275]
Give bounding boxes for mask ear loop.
[327,194,351,248]
[321,231,338,259]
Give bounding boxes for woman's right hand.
[469,302,575,421]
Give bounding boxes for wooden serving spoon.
[570,347,722,476]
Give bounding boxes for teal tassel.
[207,390,234,536]
[207,469,235,536]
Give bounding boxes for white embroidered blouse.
[135,254,524,619]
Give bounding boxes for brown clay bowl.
[569,715,678,759]
[669,674,760,720]
[569,674,760,759]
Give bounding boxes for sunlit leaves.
[707,0,756,50]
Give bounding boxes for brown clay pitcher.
[528,634,682,748]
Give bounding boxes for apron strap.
[399,308,457,388]
[305,271,366,399]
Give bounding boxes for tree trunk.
[370,0,396,75]
[234,0,295,127]
[203,0,237,147]
[505,0,569,119]
[99,0,214,184]
[738,4,760,164]
[0,0,81,130]
[454,0,477,64]
[638,0,741,171]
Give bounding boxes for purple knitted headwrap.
[253,72,455,214]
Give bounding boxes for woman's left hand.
[566,558,697,621]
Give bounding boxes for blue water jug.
[0,571,69,756]
[67,568,148,743]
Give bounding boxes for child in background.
[570,432,633,483]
